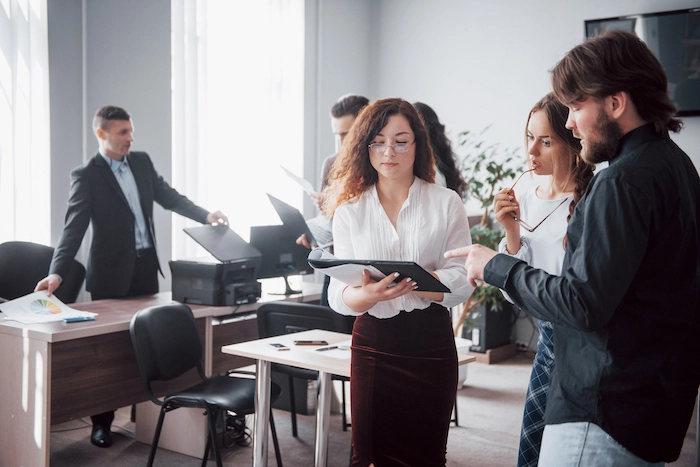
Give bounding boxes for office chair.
[0,241,85,304]
[130,303,283,467]
[257,301,355,437]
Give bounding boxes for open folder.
[307,249,450,293]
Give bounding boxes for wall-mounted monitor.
[585,8,700,117]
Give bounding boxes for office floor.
[50,353,698,467]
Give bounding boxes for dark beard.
[582,111,624,164]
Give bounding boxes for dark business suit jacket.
[50,152,209,297]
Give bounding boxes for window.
[0,0,51,245]
[171,0,305,259]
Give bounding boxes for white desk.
[222,329,477,467]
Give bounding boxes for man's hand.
[296,233,312,249]
[35,274,62,297]
[310,192,324,211]
[444,244,498,287]
[207,211,229,225]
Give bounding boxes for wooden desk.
[222,329,477,467]
[0,283,321,467]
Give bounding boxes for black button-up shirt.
[485,123,700,463]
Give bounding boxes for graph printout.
[0,291,97,324]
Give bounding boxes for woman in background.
[493,93,594,467]
[322,98,473,466]
[413,101,467,199]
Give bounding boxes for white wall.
[367,0,699,170]
[303,0,375,215]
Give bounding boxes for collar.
[610,123,664,166]
[99,151,129,172]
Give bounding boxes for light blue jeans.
[539,422,665,467]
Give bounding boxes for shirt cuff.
[484,254,523,289]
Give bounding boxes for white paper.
[307,249,386,286]
[0,291,98,324]
[281,165,317,195]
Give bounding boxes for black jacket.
[50,152,209,297]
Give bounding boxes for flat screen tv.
[585,8,700,117]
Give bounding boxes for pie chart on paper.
[29,299,63,315]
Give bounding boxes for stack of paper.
[0,291,98,324]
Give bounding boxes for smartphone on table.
[267,342,290,351]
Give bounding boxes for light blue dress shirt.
[100,152,152,250]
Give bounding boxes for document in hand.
[307,249,451,293]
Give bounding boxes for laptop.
[183,224,261,263]
[266,193,332,248]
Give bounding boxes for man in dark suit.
[35,105,228,448]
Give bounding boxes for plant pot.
[462,303,514,353]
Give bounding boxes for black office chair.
[130,303,283,467]
[257,301,355,437]
[0,241,85,303]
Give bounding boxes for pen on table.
[316,345,338,352]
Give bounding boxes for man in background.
[316,93,370,194]
[299,94,369,305]
[447,30,699,466]
[36,105,228,448]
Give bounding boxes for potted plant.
[453,128,525,352]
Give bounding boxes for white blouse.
[497,186,570,303]
[328,177,474,318]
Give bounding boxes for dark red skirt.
[350,303,458,467]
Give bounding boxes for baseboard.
[468,343,518,364]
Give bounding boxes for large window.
[171,0,305,259]
[0,0,51,245]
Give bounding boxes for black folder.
[307,257,451,293]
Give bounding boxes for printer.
[169,225,262,306]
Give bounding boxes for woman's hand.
[342,270,417,312]
[493,187,522,254]
[493,187,519,231]
[411,271,444,302]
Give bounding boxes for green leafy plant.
[453,128,525,335]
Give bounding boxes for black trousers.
[91,247,159,428]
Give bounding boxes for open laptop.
[266,193,333,248]
[183,224,261,263]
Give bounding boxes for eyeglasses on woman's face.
[509,168,569,233]
[368,142,414,154]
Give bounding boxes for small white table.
[222,329,476,467]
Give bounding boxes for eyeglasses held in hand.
[509,168,570,233]
[368,142,414,154]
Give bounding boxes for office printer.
[169,225,262,306]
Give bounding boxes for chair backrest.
[257,301,355,339]
[129,303,204,398]
[0,241,85,303]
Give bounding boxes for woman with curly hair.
[322,97,473,466]
[492,93,594,467]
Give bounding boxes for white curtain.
[171,0,305,260]
[0,0,51,245]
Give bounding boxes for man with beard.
[446,30,699,466]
